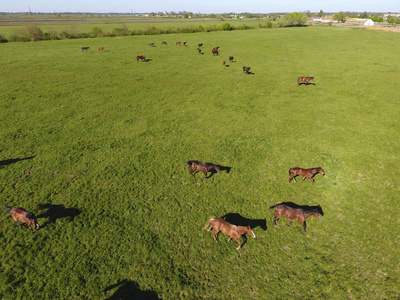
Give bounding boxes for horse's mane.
[26,212,36,220]
[302,209,318,214]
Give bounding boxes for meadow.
[1,25,400,299]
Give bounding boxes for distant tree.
[360,11,368,19]
[90,26,103,37]
[316,10,325,17]
[333,11,346,23]
[280,12,308,27]
[25,25,44,41]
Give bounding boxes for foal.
[187,160,220,178]
[269,203,322,232]
[288,167,325,184]
[6,207,40,233]
[204,218,255,250]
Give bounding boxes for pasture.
[1,25,400,299]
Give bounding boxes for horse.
[176,42,181,45]
[297,77,315,85]
[269,203,322,232]
[161,41,167,45]
[288,167,325,184]
[229,56,234,62]
[183,42,187,46]
[98,47,105,51]
[198,43,203,47]
[149,43,155,47]
[136,55,146,62]
[81,47,90,51]
[204,218,255,251]
[197,48,202,54]
[212,47,219,55]
[5,207,40,233]
[187,160,220,178]
[243,66,251,74]
[223,59,226,66]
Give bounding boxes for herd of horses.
[9,40,318,248]
[186,160,324,249]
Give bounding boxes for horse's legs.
[303,221,307,232]
[232,238,241,250]
[189,165,195,176]
[289,174,296,183]
[27,223,33,233]
[287,220,294,227]
[228,237,232,242]
[212,229,219,241]
[273,216,279,226]
[301,177,307,183]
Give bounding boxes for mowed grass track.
[1,26,400,299]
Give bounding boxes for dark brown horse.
[229,56,234,62]
[288,167,325,184]
[161,41,167,45]
[204,218,256,250]
[187,160,220,178]
[243,66,251,74]
[269,203,322,232]
[197,48,202,54]
[149,43,155,47]
[6,207,40,233]
[198,43,203,47]
[81,47,90,51]
[136,55,147,62]
[297,77,315,85]
[212,47,219,55]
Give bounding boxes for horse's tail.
[297,77,301,85]
[204,218,214,230]
[5,206,12,213]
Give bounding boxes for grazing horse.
[136,55,146,62]
[212,47,219,55]
[198,43,203,47]
[223,59,226,66]
[187,160,220,178]
[229,56,234,62]
[243,66,251,74]
[98,47,105,51]
[6,207,40,234]
[161,41,167,45]
[297,77,315,85]
[81,47,90,51]
[269,203,322,232]
[197,48,202,54]
[204,218,256,250]
[176,42,181,45]
[289,167,325,184]
[149,43,155,47]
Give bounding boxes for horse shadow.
[245,71,255,75]
[104,280,160,300]
[272,202,324,216]
[207,163,232,179]
[0,156,35,167]
[37,203,81,228]
[299,82,316,86]
[144,59,153,62]
[222,213,267,230]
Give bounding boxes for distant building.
[364,19,374,26]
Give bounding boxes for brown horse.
[6,207,40,233]
[243,66,251,74]
[297,77,315,85]
[136,55,147,62]
[212,47,219,55]
[229,56,234,62]
[149,43,155,47]
[288,167,325,184]
[187,160,220,178]
[81,47,90,51]
[269,203,322,232]
[161,41,167,45]
[204,218,255,250]
[98,47,105,51]
[176,42,181,45]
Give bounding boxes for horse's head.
[315,211,323,220]
[215,165,220,172]
[247,226,256,238]
[318,167,325,175]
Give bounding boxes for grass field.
[1,25,400,299]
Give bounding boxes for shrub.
[279,12,308,27]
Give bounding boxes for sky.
[0,0,398,14]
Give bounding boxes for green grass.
[1,26,400,299]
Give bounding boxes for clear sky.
[1,0,398,14]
